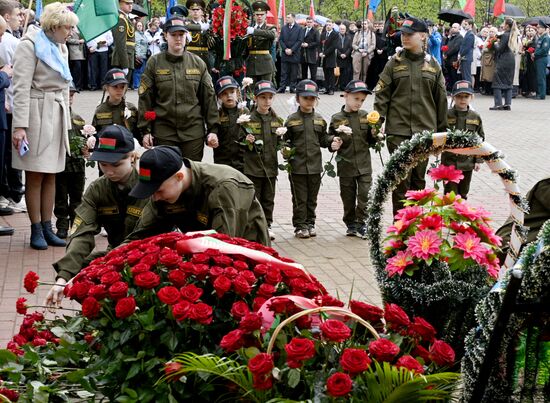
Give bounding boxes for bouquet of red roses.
[211,0,249,39]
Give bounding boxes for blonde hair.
[40,2,78,32]
[508,19,520,54]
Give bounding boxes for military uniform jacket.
[441,107,485,171]
[374,50,448,137]
[186,21,210,67]
[138,51,219,142]
[246,23,276,76]
[92,98,140,140]
[126,159,270,246]
[243,109,284,178]
[214,105,249,172]
[329,108,376,177]
[111,12,135,69]
[66,109,86,173]
[284,110,330,175]
[53,170,148,281]
[534,33,550,60]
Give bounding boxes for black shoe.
[326,91,334,95]
[56,228,68,239]
[489,105,503,110]
[346,226,357,237]
[0,225,14,236]
[0,206,13,216]
[277,87,286,93]
[502,105,511,111]
[289,88,296,93]
[357,224,368,240]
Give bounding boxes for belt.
[126,41,135,46]
[187,46,208,52]
[249,50,269,55]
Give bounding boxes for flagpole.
[23,0,34,34]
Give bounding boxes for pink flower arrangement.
[428,164,464,184]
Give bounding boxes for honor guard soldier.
[185,0,211,70]
[46,126,149,308]
[126,146,270,246]
[246,1,276,84]
[138,17,219,161]
[111,0,136,79]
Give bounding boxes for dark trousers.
[493,88,512,106]
[0,114,24,203]
[88,51,109,90]
[446,62,460,91]
[280,61,299,90]
[461,59,472,85]
[69,60,85,91]
[444,169,473,199]
[387,135,428,215]
[248,175,276,225]
[301,63,317,81]
[133,59,146,89]
[323,66,335,92]
[155,137,204,162]
[338,62,353,90]
[290,173,321,230]
[54,170,85,230]
[339,174,372,228]
[535,57,547,99]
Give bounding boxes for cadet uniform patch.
[196,212,208,225]
[70,216,83,235]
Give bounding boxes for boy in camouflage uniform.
[54,85,87,239]
[329,80,377,238]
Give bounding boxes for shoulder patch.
[98,206,119,215]
[96,112,113,119]
[72,119,86,126]
[156,69,171,75]
[138,83,148,95]
[118,25,125,33]
[196,212,208,225]
[69,216,83,235]
[466,119,480,125]
[286,119,302,127]
[126,205,143,217]
[393,65,408,72]
[373,81,386,92]
[186,68,201,75]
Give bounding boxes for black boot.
[30,223,48,250]
[41,221,66,247]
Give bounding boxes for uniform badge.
[196,212,208,225]
[70,217,83,236]
[186,68,201,75]
[138,83,148,95]
[127,206,143,217]
[118,25,125,33]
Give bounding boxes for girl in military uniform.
[45,126,149,309]
[441,80,484,199]
[283,79,335,239]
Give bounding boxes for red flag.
[493,0,505,17]
[309,0,315,18]
[278,0,285,22]
[266,0,277,25]
[463,0,475,17]
[354,0,359,9]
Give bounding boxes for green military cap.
[163,16,190,33]
[251,1,270,13]
[254,80,276,96]
[296,79,319,97]
[186,0,205,10]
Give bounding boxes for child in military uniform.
[213,76,248,172]
[54,84,87,239]
[283,79,337,238]
[46,126,149,308]
[329,80,377,238]
[92,68,140,142]
[441,80,484,199]
[242,81,284,240]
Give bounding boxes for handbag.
[334,66,341,77]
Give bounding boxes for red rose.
[209,265,224,277]
[84,333,95,345]
[172,300,191,321]
[326,372,353,397]
[68,280,93,301]
[193,263,210,279]
[109,281,129,300]
[384,303,410,330]
[224,267,238,279]
[410,316,436,342]
[268,297,294,314]
[106,256,125,270]
[441,45,449,52]
[369,338,400,362]
[320,319,352,343]
[213,275,232,297]
[157,286,181,305]
[179,261,194,273]
[285,337,316,362]
[144,110,157,121]
[126,250,145,266]
[0,387,20,402]
[320,295,345,307]
[253,296,267,311]
[134,271,160,289]
[253,264,268,276]
[230,300,250,319]
[89,284,108,300]
[180,284,203,302]
[527,47,535,54]
[233,260,248,271]
[220,329,245,352]
[24,271,40,293]
[115,296,136,319]
[191,253,210,264]
[213,254,233,267]
[233,275,252,296]
[7,342,24,356]
[248,353,274,376]
[164,361,182,381]
[257,283,276,298]
[100,271,122,286]
[411,345,431,364]
[167,269,187,287]
[159,250,181,268]
[32,337,47,347]
[350,300,384,323]
[81,297,101,319]
[16,297,27,315]
[429,339,455,367]
[131,263,150,275]
[239,312,262,333]
[340,348,371,375]
[240,270,256,285]
[396,355,424,374]
[264,267,282,284]
[188,302,213,325]
[141,253,158,267]
[252,373,273,390]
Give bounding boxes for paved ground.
[1,88,549,347]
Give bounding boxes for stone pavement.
[1,88,549,347]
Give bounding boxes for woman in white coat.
[11,3,78,250]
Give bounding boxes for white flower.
[81,124,97,137]
[236,114,251,124]
[377,132,385,141]
[86,136,96,150]
[335,124,353,135]
[424,53,432,63]
[275,127,287,137]
[241,77,254,88]
[237,101,247,109]
[124,106,132,120]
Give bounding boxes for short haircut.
[0,0,18,17]
[40,2,79,32]
[326,19,333,24]
[464,19,474,26]
[306,17,313,21]
[287,13,295,18]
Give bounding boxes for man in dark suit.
[278,13,304,93]
[443,23,463,91]
[458,19,475,85]
[367,20,387,89]
[336,24,353,90]
[300,16,319,81]
[320,19,338,95]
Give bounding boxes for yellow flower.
[367,111,380,125]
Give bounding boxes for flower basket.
[365,130,529,359]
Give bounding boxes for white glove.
[200,22,210,32]
[246,26,255,35]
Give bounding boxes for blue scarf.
[34,29,72,82]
